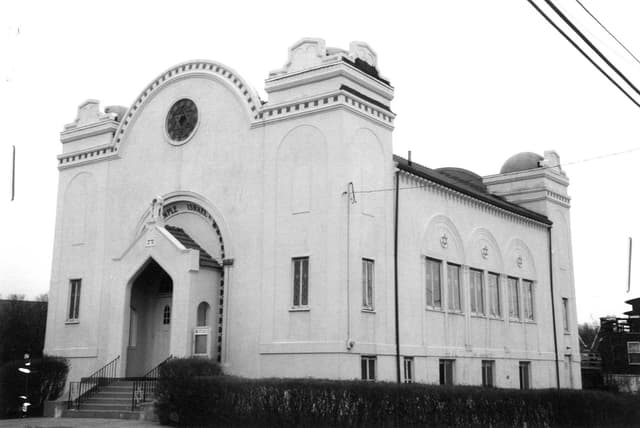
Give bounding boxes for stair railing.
[70,355,120,410]
[130,355,173,411]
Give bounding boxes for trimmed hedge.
[155,368,640,427]
[0,355,69,418]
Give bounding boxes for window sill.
[426,306,443,312]
[564,330,571,335]
[471,313,487,319]
[524,319,536,324]
[509,318,522,323]
[487,316,504,321]
[65,320,80,325]
[447,310,465,316]
[361,308,376,314]
[289,307,310,312]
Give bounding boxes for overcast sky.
[2,1,640,323]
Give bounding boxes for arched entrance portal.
[126,258,173,377]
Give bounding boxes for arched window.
[197,302,210,327]
[163,305,171,325]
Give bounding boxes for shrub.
[0,355,69,418]
[155,371,640,428]
[155,357,222,425]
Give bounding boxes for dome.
[435,167,487,193]
[500,152,543,174]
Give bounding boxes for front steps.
[63,380,150,420]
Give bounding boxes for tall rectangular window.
[628,342,640,365]
[523,280,534,321]
[439,359,454,385]
[519,361,531,390]
[470,269,484,315]
[562,298,570,332]
[67,279,81,321]
[361,356,376,381]
[292,257,309,307]
[362,259,375,310]
[447,263,461,312]
[508,277,520,319]
[488,273,501,317]
[403,357,414,383]
[482,360,495,387]
[426,258,442,309]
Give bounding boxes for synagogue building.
[44,38,581,390]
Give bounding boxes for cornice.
[484,168,569,187]
[58,145,119,170]
[398,169,550,230]
[251,89,395,129]
[60,119,119,144]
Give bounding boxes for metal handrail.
[71,355,120,409]
[130,355,173,411]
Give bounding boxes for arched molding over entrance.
[134,191,234,260]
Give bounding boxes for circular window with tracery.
[166,98,198,144]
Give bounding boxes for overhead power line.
[351,146,640,195]
[525,0,640,108]
[575,0,640,68]
[543,0,640,97]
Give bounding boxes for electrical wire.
[575,0,640,67]
[542,0,640,99]
[525,0,640,108]
[351,146,640,195]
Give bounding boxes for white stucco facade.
[44,38,581,390]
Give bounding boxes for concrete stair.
[63,380,151,420]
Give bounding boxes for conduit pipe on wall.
[345,183,355,351]
[393,170,401,383]
[547,225,561,389]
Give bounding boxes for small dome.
[500,152,543,174]
[435,167,487,193]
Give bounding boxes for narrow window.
[426,258,442,309]
[403,357,414,383]
[163,305,171,325]
[470,269,484,315]
[488,273,501,317]
[482,360,495,387]
[508,277,520,319]
[628,342,640,364]
[67,279,81,321]
[523,280,534,321]
[519,361,531,390]
[562,298,570,332]
[292,257,309,307]
[362,259,375,310]
[197,301,210,326]
[439,359,454,385]
[447,264,461,312]
[361,356,376,381]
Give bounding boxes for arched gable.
[466,227,504,272]
[504,237,537,279]
[112,60,262,152]
[422,214,465,264]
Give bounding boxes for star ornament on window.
[481,246,489,259]
[440,233,448,249]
